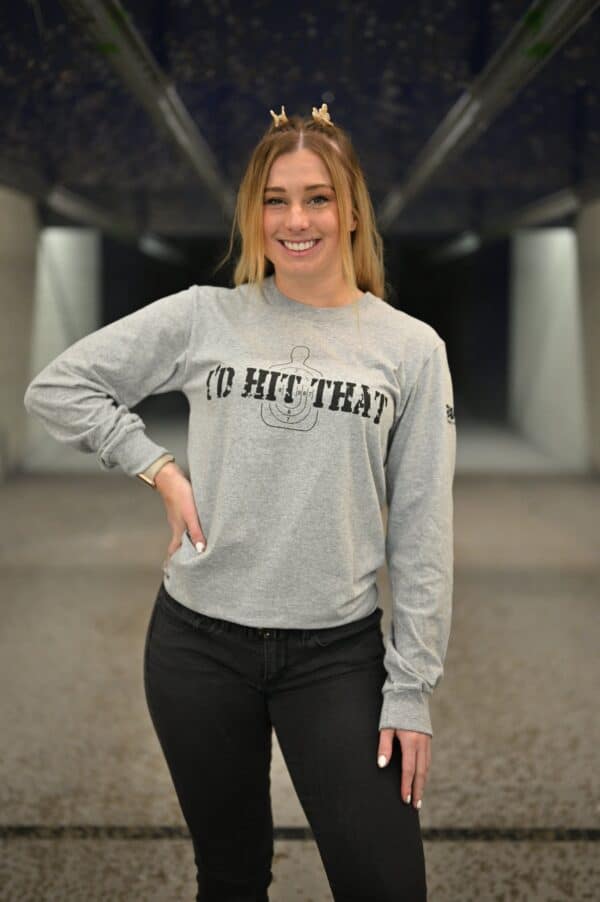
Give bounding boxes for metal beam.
[377,0,600,231]
[46,186,186,263]
[58,0,236,223]
[429,181,600,262]
[0,158,185,263]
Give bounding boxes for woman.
[24,103,456,901]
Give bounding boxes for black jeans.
[143,580,427,901]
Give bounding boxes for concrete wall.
[0,187,39,481]
[22,226,102,472]
[576,199,600,474]
[509,228,589,472]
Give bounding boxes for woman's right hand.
[154,462,207,560]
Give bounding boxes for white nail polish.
[416,800,422,809]
[405,794,411,804]
[195,542,205,553]
[377,755,387,768]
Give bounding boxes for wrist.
[154,461,180,490]
[136,452,176,489]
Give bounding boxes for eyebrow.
[263,184,334,193]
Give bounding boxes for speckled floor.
[1,471,599,901]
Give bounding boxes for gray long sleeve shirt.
[23,274,456,736]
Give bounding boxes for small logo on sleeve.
[446,404,455,424]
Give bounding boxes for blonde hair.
[213,109,387,303]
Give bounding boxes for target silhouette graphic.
[261,346,323,431]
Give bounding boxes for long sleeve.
[23,285,196,476]
[379,340,456,737]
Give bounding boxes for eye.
[263,195,330,206]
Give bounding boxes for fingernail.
[195,542,205,553]
[405,794,411,804]
[377,755,387,768]
[416,800,422,809]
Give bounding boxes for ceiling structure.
[2,0,599,258]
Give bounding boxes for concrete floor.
[2,418,599,900]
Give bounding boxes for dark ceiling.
[2,0,600,243]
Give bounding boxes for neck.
[273,270,363,309]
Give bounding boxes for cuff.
[378,689,433,737]
[97,429,171,477]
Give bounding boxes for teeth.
[282,240,317,251]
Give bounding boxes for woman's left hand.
[377,729,431,810]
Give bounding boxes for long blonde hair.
[214,109,387,302]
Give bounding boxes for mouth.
[278,238,322,257]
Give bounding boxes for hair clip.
[269,105,288,127]
[312,103,334,127]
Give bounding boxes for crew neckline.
[258,274,373,317]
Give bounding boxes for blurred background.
[1,1,599,900]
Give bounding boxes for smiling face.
[263,148,356,288]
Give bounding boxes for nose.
[284,203,310,229]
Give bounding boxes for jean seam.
[143,601,160,723]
